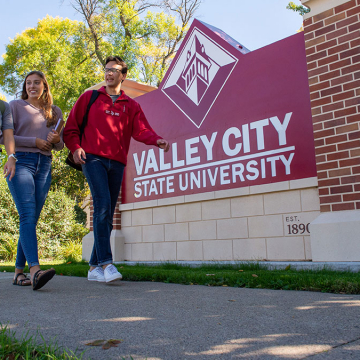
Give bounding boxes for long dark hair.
[21,71,57,127]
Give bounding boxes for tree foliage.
[71,0,201,86]
[0,1,200,204]
[0,176,88,261]
[0,16,103,203]
[287,1,310,16]
[51,149,90,205]
[0,16,104,114]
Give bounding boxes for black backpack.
[65,90,99,171]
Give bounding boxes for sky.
[0,0,303,100]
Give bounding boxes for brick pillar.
[83,192,124,262]
[89,197,93,231]
[88,193,122,231]
[302,0,360,261]
[113,193,122,230]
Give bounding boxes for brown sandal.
[13,273,31,286]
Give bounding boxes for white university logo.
[161,27,239,128]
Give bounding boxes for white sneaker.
[104,264,123,283]
[88,267,105,282]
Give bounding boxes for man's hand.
[73,148,86,164]
[35,138,52,151]
[157,139,170,152]
[4,157,16,181]
[47,129,60,144]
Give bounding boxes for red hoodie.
[63,86,162,165]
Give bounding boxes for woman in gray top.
[9,71,64,290]
[0,99,16,180]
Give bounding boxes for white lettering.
[157,177,165,194]
[190,171,201,189]
[232,163,245,182]
[202,169,207,187]
[172,142,185,168]
[148,179,158,196]
[144,149,159,174]
[179,173,188,191]
[200,132,217,161]
[280,153,294,175]
[167,176,174,193]
[261,158,266,178]
[222,127,242,156]
[133,151,146,176]
[134,182,142,197]
[185,137,201,165]
[246,160,259,180]
[267,156,280,177]
[242,124,250,153]
[207,168,218,186]
[159,148,171,171]
[142,180,150,196]
[250,119,269,150]
[220,165,231,185]
[270,112,292,146]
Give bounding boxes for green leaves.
[0,16,103,115]
[286,2,310,16]
[0,175,89,261]
[74,0,200,86]
[51,149,90,205]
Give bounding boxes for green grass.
[0,326,84,359]
[1,260,360,294]
[0,326,136,360]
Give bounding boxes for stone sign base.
[310,210,360,262]
[82,230,125,262]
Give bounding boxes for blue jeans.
[7,152,52,269]
[82,154,125,267]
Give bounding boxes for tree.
[70,0,201,86]
[0,16,104,114]
[0,2,200,204]
[0,16,101,205]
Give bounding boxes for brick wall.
[89,194,122,231]
[304,0,360,212]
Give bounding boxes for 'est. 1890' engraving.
[285,215,310,235]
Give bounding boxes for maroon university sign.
[122,20,317,203]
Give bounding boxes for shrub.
[57,240,83,262]
[0,176,89,261]
[0,233,17,262]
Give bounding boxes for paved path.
[1,272,360,359]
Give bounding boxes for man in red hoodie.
[64,56,169,283]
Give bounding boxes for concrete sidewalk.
[0,272,360,360]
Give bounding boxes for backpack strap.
[0,100,6,116]
[79,90,99,144]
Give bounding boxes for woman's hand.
[3,157,16,181]
[47,129,60,144]
[35,138,52,151]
